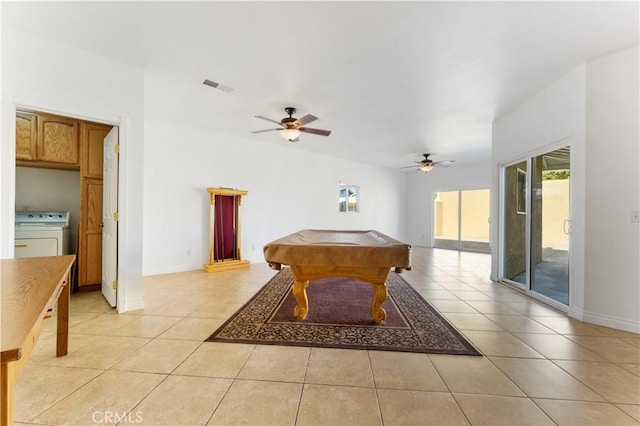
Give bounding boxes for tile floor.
[14,247,640,425]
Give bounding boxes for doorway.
[500,146,571,305]
[13,108,119,306]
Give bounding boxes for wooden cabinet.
[81,122,109,178]
[78,122,111,288]
[79,179,104,287]
[15,110,80,168]
[15,112,37,161]
[37,113,79,165]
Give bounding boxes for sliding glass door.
[501,146,571,305]
[433,191,459,250]
[531,148,571,304]
[434,189,490,253]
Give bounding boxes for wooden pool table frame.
[264,230,411,324]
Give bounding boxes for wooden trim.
[15,160,80,171]
[203,259,250,272]
[206,187,248,197]
[78,284,100,292]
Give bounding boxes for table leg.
[1,361,16,426]
[56,274,70,357]
[292,279,309,320]
[370,283,388,324]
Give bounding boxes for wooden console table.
[1,255,75,426]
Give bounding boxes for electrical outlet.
[632,211,640,224]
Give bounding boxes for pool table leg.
[292,279,310,320]
[370,283,388,324]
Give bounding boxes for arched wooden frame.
[203,187,250,272]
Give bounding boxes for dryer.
[15,211,70,258]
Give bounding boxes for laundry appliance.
[15,211,71,258]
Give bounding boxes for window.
[339,184,359,212]
[517,168,527,214]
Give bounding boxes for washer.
[15,211,70,258]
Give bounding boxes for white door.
[102,127,119,306]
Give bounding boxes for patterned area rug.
[206,268,480,355]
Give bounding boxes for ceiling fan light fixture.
[254,107,330,142]
[280,128,301,142]
[420,164,434,172]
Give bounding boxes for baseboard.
[203,259,250,272]
[143,263,207,276]
[568,306,640,334]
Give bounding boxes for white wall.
[142,113,408,275]
[406,161,491,248]
[492,65,587,313]
[15,167,81,251]
[1,27,145,311]
[492,46,639,332]
[584,47,639,330]
[2,27,409,311]
[141,69,409,275]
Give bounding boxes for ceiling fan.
[401,154,454,173]
[252,107,332,142]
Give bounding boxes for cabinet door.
[79,179,103,286]
[16,111,37,161]
[81,122,112,178]
[37,113,79,164]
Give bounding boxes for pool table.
[263,229,411,323]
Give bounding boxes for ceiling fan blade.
[400,166,418,169]
[435,160,454,167]
[299,127,331,136]
[251,128,281,134]
[295,114,318,126]
[255,115,283,126]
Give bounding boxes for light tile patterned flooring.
[14,248,640,425]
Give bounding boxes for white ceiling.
[3,1,638,170]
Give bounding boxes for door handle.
[14,242,28,247]
[99,223,104,228]
[563,219,572,235]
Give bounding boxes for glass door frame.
[431,188,491,253]
[498,141,572,312]
[498,159,532,292]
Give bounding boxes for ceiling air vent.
[203,79,233,93]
